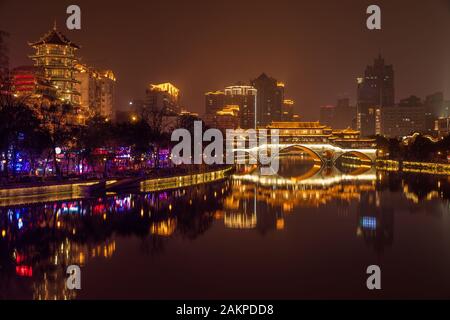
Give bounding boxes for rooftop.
[267,121,329,129]
[29,24,80,49]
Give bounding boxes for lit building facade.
[29,25,81,105]
[145,82,180,115]
[357,55,395,136]
[205,91,226,115]
[267,121,334,144]
[203,104,240,131]
[75,63,116,120]
[224,85,257,129]
[281,99,295,121]
[251,73,284,127]
[11,65,57,105]
[266,121,376,148]
[380,95,426,138]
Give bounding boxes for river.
[1,156,450,299]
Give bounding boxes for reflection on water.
[2,156,450,299]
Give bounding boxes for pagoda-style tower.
[29,24,80,105]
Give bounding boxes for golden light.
[276,218,285,230]
[1,229,6,238]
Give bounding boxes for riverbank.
[0,166,234,207]
[376,159,450,175]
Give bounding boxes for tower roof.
[29,25,80,49]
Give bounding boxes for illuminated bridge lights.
[232,166,377,188]
[233,143,378,165]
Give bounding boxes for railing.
[376,159,450,175]
[0,181,100,207]
[140,167,233,193]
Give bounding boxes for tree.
[407,135,435,161]
[74,114,115,178]
[40,103,75,178]
[0,96,43,179]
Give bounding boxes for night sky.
[1,0,450,119]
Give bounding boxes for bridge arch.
[334,151,374,165]
[274,144,324,163]
[232,144,325,164]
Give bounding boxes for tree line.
[0,95,196,183]
[375,134,450,162]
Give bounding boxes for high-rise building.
[224,85,257,129]
[281,99,295,121]
[203,105,240,131]
[75,63,116,120]
[381,95,425,138]
[145,82,180,115]
[29,24,81,105]
[335,98,356,129]
[320,99,357,130]
[319,105,335,127]
[205,85,257,129]
[251,73,284,127]
[424,92,445,135]
[205,91,226,115]
[357,55,395,136]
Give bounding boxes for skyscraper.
[145,82,180,115]
[224,85,257,129]
[205,84,257,129]
[29,24,81,105]
[281,99,295,121]
[205,91,226,115]
[251,73,284,127]
[357,55,395,136]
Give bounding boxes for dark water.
[2,156,450,299]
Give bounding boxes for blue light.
[361,216,377,230]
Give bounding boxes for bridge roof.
[267,121,329,129]
[332,127,360,134]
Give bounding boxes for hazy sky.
[1,0,450,120]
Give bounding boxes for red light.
[16,265,33,277]
[15,253,26,264]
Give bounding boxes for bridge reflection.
[1,158,450,299]
[234,156,376,187]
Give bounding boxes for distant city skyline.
[1,0,450,120]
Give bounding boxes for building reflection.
[0,181,230,299]
[1,157,450,299]
[356,192,394,256]
[222,157,450,247]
